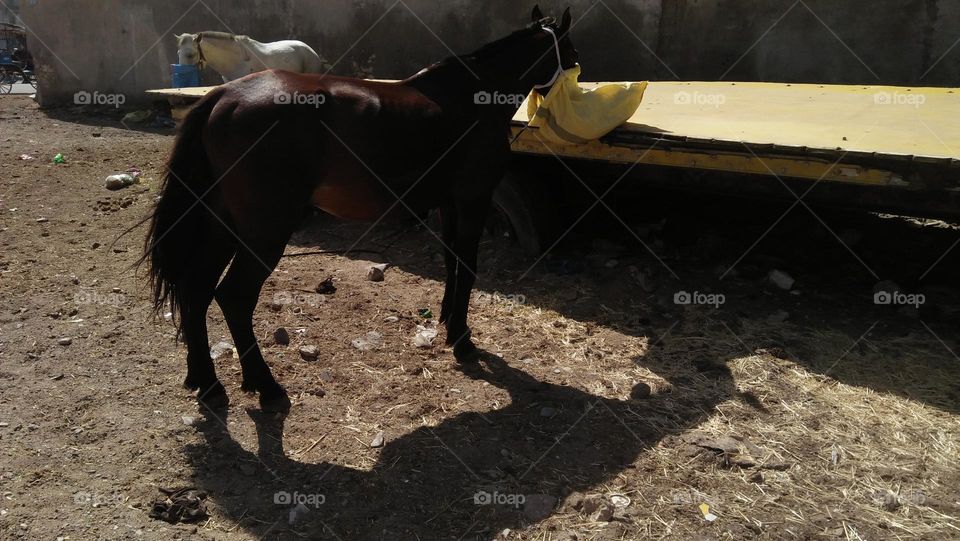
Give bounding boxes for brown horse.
[142,6,578,412]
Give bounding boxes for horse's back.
[257,39,322,72]
[199,70,463,218]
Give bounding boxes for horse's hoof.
[197,387,229,411]
[240,380,257,394]
[183,374,201,390]
[260,391,291,413]
[453,340,480,363]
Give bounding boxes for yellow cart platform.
[148,81,960,220]
[511,81,960,189]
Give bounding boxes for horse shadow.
[284,201,960,417]
[184,349,742,539]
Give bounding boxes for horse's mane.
[406,18,556,81]
[197,31,248,42]
[465,18,555,61]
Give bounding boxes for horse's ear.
[560,7,572,33]
[531,5,544,22]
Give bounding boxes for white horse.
[175,32,324,82]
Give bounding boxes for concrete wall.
[657,0,960,85]
[17,0,960,106]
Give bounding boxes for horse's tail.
[140,90,222,335]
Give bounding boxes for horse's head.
[461,5,578,95]
[175,33,200,66]
[526,5,579,91]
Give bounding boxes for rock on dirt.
[148,487,208,524]
[768,269,795,290]
[104,173,136,191]
[367,263,388,282]
[209,340,234,359]
[609,494,631,509]
[288,503,310,525]
[685,433,742,454]
[352,331,383,351]
[57,337,72,346]
[628,265,657,292]
[299,345,319,362]
[522,494,558,521]
[412,325,437,348]
[371,430,385,448]
[315,276,336,294]
[273,327,290,346]
[631,382,653,399]
[580,495,615,522]
[767,309,790,323]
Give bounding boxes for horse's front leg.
[443,198,490,362]
[438,204,458,325]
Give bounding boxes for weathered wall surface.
[17,0,959,106]
[657,0,959,85]
[17,0,661,105]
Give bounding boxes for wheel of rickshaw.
[22,70,36,90]
[0,68,12,94]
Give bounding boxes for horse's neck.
[202,36,254,70]
[469,50,543,98]
[409,58,530,103]
[405,59,533,126]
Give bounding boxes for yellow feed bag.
[526,65,647,145]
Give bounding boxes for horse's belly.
[310,175,394,221]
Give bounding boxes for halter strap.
[533,26,563,90]
[195,33,206,70]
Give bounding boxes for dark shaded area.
[288,180,960,415]
[186,350,738,539]
[179,176,960,538]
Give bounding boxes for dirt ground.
[1,95,959,540]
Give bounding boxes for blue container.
[171,64,201,88]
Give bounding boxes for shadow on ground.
[284,189,960,415]
[186,349,742,539]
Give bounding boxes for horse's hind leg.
[182,221,237,409]
[215,229,293,412]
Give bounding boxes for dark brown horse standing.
[143,6,578,412]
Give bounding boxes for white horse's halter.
[194,34,207,70]
[533,26,564,90]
